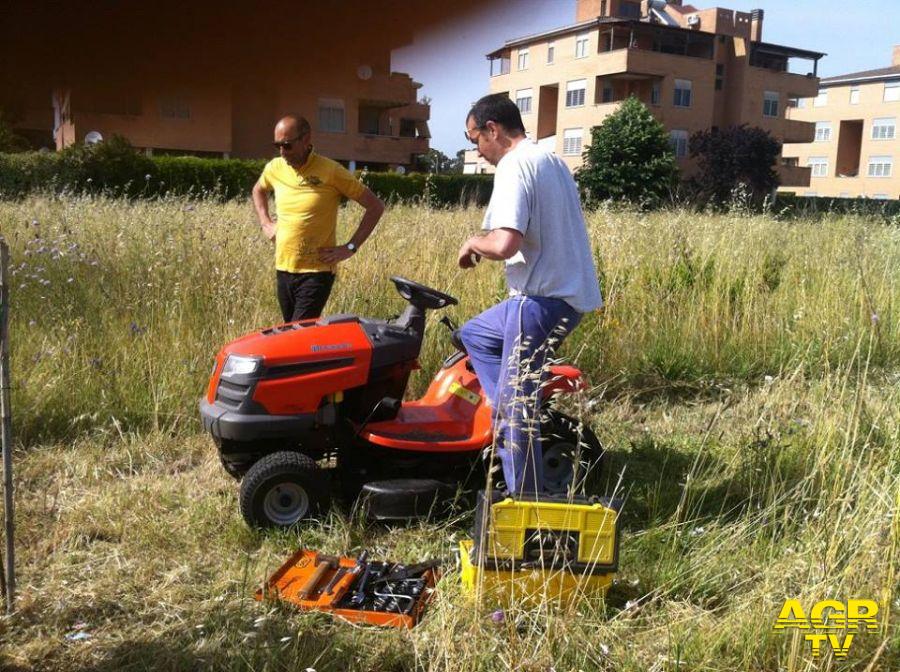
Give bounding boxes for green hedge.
[774,193,900,219]
[0,145,493,206]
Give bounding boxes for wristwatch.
[345,242,357,254]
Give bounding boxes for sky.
[392,0,898,156]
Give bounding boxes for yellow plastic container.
[473,494,620,573]
[459,539,614,605]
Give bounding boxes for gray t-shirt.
[482,140,603,313]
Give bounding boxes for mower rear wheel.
[541,409,605,496]
[239,451,329,528]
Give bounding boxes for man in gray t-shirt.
[457,93,602,495]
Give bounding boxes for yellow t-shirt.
[257,152,366,274]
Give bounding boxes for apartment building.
[1,1,480,170]
[782,47,900,199]
[465,0,823,190]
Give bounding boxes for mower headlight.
[221,355,262,379]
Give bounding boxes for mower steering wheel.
[390,276,458,310]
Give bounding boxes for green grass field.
[0,195,897,671]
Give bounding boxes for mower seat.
[450,329,467,355]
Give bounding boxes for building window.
[783,157,799,167]
[620,1,641,18]
[565,79,587,107]
[884,83,900,103]
[814,121,832,142]
[763,91,779,117]
[813,89,828,107]
[797,97,807,108]
[715,63,724,91]
[872,117,896,140]
[868,156,893,178]
[516,88,533,115]
[517,48,529,70]
[599,80,614,103]
[872,194,889,200]
[490,55,510,77]
[849,86,860,105]
[670,130,689,158]
[318,98,345,133]
[563,128,583,155]
[575,32,589,59]
[650,81,661,106]
[600,0,608,15]
[807,157,828,178]
[547,41,555,64]
[673,79,692,107]
[159,97,190,119]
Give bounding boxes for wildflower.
[145,174,152,181]
[491,609,505,623]
[764,375,774,385]
[871,312,879,324]
[129,322,146,336]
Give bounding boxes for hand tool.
[371,559,441,584]
[298,553,339,600]
[322,566,348,595]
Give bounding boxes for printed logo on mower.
[311,342,352,352]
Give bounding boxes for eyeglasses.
[464,126,486,145]
[273,134,304,150]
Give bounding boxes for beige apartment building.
[1,1,491,170]
[465,0,823,190]
[782,47,900,199]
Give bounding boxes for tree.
[575,96,678,208]
[0,109,29,153]
[688,124,781,207]
[416,148,454,174]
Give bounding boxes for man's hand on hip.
[318,245,355,264]
[261,220,277,242]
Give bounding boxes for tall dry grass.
[0,195,897,671]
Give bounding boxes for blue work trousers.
[459,295,581,495]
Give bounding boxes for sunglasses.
[273,134,305,150]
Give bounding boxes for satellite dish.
[395,165,406,175]
[84,131,103,145]
[357,64,373,81]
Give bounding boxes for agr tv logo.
[774,599,880,658]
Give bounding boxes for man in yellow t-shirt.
[252,115,385,321]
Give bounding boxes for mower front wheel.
[239,451,330,528]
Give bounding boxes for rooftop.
[486,17,824,61]
[821,65,900,86]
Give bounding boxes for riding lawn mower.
[199,276,604,528]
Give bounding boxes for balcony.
[352,134,428,164]
[782,118,815,144]
[776,163,812,188]
[593,45,715,81]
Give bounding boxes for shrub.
[575,96,679,208]
[0,147,493,205]
[689,125,781,208]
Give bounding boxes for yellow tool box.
[460,492,621,604]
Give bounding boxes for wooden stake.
[0,237,15,613]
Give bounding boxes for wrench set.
[256,549,440,628]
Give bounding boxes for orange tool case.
[255,549,439,628]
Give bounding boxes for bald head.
[275,115,310,137]
[273,115,312,167]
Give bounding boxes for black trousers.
[276,271,335,322]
